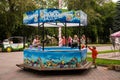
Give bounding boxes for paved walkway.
[87,46,113,52]
[97,52,120,60]
[0,52,120,80]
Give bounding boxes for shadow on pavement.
[17,68,92,76]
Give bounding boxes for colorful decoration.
[23,9,87,25]
[24,47,87,69]
[58,26,62,47]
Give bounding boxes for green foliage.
[0,0,37,40]
[113,0,120,32]
[0,0,117,44]
[97,2,116,43]
[63,0,116,43]
[32,0,59,9]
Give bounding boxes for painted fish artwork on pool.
[24,47,87,69]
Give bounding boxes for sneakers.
[91,65,97,68]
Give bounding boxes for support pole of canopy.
[58,26,62,47]
[79,23,83,62]
[84,26,87,48]
[42,23,45,51]
[85,26,88,48]
[79,23,81,50]
[65,23,67,46]
[38,10,40,35]
[38,19,41,35]
[38,22,40,35]
[37,18,39,35]
[58,0,62,47]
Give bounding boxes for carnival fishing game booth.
[17,9,92,71]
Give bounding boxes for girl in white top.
[32,35,40,47]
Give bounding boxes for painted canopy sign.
[23,9,87,26]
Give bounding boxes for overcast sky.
[112,0,119,2]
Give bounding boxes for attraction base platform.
[16,61,92,71]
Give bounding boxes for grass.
[87,57,120,66]
[87,49,120,66]
[89,43,111,46]
[87,50,119,54]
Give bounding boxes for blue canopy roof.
[23,9,87,27]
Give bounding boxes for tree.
[113,0,120,32]
[63,0,103,43]
[32,0,59,9]
[0,0,117,44]
[63,0,115,43]
[0,0,37,40]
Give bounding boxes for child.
[72,35,79,48]
[88,46,98,68]
[32,35,40,47]
[68,36,72,47]
[62,36,66,46]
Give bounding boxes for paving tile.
[0,49,120,80]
